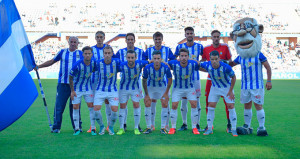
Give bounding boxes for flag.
[0,0,38,131]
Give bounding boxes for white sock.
[180,99,188,125]
[95,110,104,127]
[134,107,141,129]
[197,98,201,125]
[151,102,156,127]
[88,107,96,129]
[170,109,178,128]
[161,108,168,128]
[73,109,80,130]
[256,109,265,128]
[119,108,126,129]
[110,111,117,127]
[166,103,170,127]
[228,108,237,130]
[145,107,151,129]
[124,106,128,124]
[207,107,215,130]
[191,108,198,129]
[105,104,111,126]
[244,109,252,127]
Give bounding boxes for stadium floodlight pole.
[35,69,53,132]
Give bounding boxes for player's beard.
[128,61,134,67]
[235,34,262,58]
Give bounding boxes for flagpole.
[35,69,53,132]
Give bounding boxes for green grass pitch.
[0,79,299,158]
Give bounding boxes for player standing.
[168,48,201,135]
[93,46,120,135]
[142,50,172,134]
[115,33,144,132]
[116,50,148,135]
[175,27,203,131]
[142,31,176,130]
[200,51,238,136]
[69,46,98,135]
[202,30,233,132]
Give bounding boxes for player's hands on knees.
[266,81,272,90]
[227,91,235,101]
[34,65,39,71]
[162,93,169,102]
[144,95,151,107]
[71,91,77,101]
[105,99,109,104]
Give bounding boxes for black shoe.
[226,123,232,133]
[143,128,152,134]
[237,124,253,135]
[138,125,143,132]
[124,124,127,131]
[257,127,268,136]
[178,124,188,131]
[196,124,201,132]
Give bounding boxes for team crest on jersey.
[245,62,254,68]
[155,77,162,81]
[181,75,190,79]
[218,76,222,79]
[85,72,91,78]
[192,55,197,59]
[131,74,138,79]
[220,52,223,55]
[106,73,114,78]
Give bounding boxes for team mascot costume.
[230,18,272,136]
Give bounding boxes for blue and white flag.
[0,0,38,131]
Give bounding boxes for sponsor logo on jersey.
[245,62,254,68]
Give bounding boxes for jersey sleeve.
[202,47,208,61]
[174,45,180,56]
[259,52,267,63]
[200,44,204,56]
[69,63,79,77]
[168,48,176,60]
[93,60,98,72]
[224,63,235,78]
[168,60,175,70]
[200,61,208,70]
[233,56,241,64]
[115,50,121,59]
[53,50,62,61]
[165,66,172,79]
[225,45,232,60]
[142,66,149,79]
[142,49,149,60]
[116,59,121,72]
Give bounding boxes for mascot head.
[230,18,264,58]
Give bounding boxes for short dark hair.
[152,50,161,56]
[209,50,220,57]
[179,48,189,55]
[126,33,135,40]
[95,31,105,37]
[126,49,137,57]
[184,27,194,32]
[82,46,93,53]
[103,45,113,53]
[153,31,163,39]
[211,30,221,36]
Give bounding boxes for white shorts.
[148,86,168,100]
[240,89,265,105]
[72,91,94,104]
[119,89,143,103]
[172,88,197,102]
[193,79,201,97]
[208,86,235,103]
[94,90,119,106]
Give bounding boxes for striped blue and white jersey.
[53,48,83,84]
[91,44,110,61]
[234,52,267,90]
[119,60,149,90]
[168,60,199,89]
[115,47,144,62]
[69,59,98,92]
[200,61,235,88]
[175,42,203,80]
[143,46,176,62]
[96,58,120,92]
[143,63,172,87]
